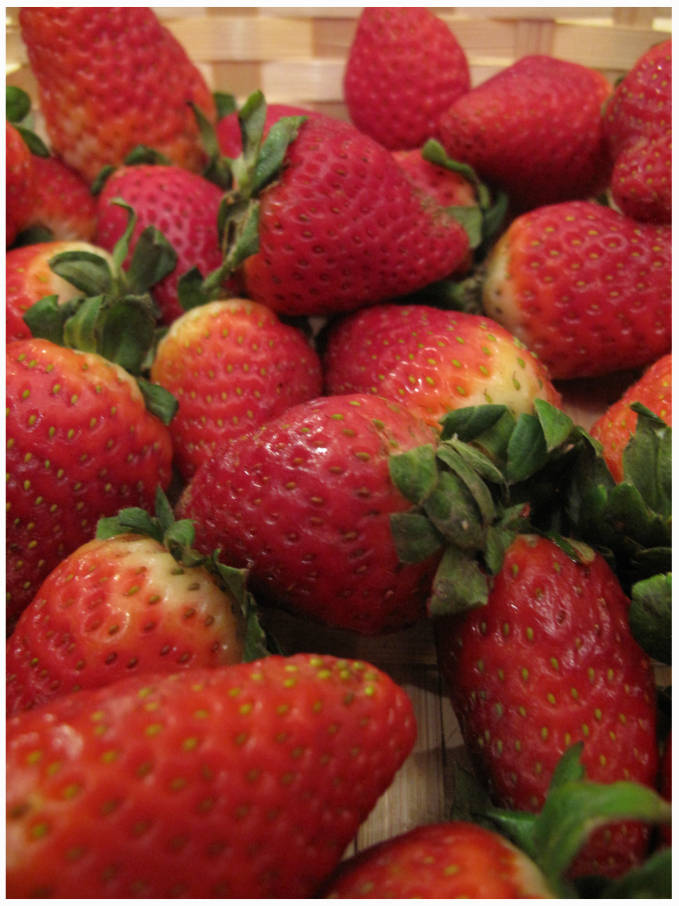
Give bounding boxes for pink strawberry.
[344,7,470,150]
[240,113,471,317]
[95,164,231,325]
[176,394,440,634]
[438,55,612,210]
[149,297,323,480]
[6,121,35,246]
[481,200,671,379]
[322,304,561,431]
[6,504,249,714]
[6,653,416,898]
[24,154,98,241]
[19,7,216,183]
[6,240,114,343]
[6,338,174,628]
[322,821,554,897]
[589,353,671,483]
[435,533,660,879]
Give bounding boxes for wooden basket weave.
[5,6,672,860]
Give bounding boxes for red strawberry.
[6,338,174,628]
[481,200,671,379]
[435,533,659,878]
[216,102,319,159]
[5,496,253,713]
[610,132,671,224]
[149,297,323,480]
[589,353,671,483]
[322,821,554,897]
[24,154,98,241]
[240,114,471,317]
[18,7,216,183]
[438,55,612,211]
[6,240,113,343]
[393,148,476,208]
[344,7,470,151]
[6,653,416,898]
[322,304,561,431]
[6,121,35,246]
[95,164,231,325]
[177,394,440,634]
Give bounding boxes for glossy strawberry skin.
[322,821,553,898]
[322,304,561,430]
[6,122,35,246]
[6,654,416,898]
[6,533,245,714]
[177,394,439,634]
[438,55,612,210]
[19,7,215,182]
[6,339,174,627]
[344,8,470,151]
[481,200,671,379]
[6,240,114,343]
[27,155,98,241]
[435,534,659,878]
[610,133,671,224]
[95,164,228,325]
[150,298,323,480]
[241,115,470,318]
[589,353,671,483]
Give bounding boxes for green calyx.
[389,399,671,638]
[6,85,49,157]
[23,200,178,425]
[95,487,272,662]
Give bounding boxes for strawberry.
[438,55,612,211]
[6,338,174,628]
[481,200,671,379]
[344,7,470,151]
[23,154,98,241]
[393,148,476,209]
[321,821,554,897]
[589,353,671,483]
[6,653,416,898]
[216,101,319,159]
[149,297,323,480]
[322,304,561,431]
[232,109,471,318]
[609,133,671,224]
[18,7,216,183]
[176,394,440,634]
[5,492,260,714]
[6,240,114,343]
[6,121,35,246]
[434,533,659,879]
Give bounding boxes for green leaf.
[421,138,491,209]
[62,294,107,353]
[623,404,671,517]
[483,502,527,574]
[547,741,585,791]
[49,249,114,296]
[6,85,31,123]
[252,115,308,195]
[435,441,497,526]
[96,505,161,542]
[600,846,672,899]
[534,398,575,451]
[446,204,483,249]
[123,144,172,166]
[96,294,157,375]
[506,412,548,482]
[390,510,443,563]
[427,545,489,616]
[629,572,671,664]
[177,266,213,311]
[125,226,177,294]
[388,444,438,505]
[423,469,486,551]
[22,295,74,343]
[214,91,237,120]
[15,124,50,157]
[136,378,179,426]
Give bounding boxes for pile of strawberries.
[5,7,672,899]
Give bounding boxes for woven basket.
[5,6,672,859]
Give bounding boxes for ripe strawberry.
[149,297,323,480]
[6,653,416,898]
[6,240,114,343]
[610,132,671,224]
[18,7,216,183]
[24,154,98,241]
[216,102,319,159]
[438,55,612,210]
[5,495,254,714]
[239,113,471,317]
[589,353,671,483]
[95,164,230,325]
[481,200,671,379]
[6,121,35,246]
[344,7,470,150]
[322,304,561,431]
[321,821,554,897]
[177,394,440,634]
[6,338,174,628]
[393,148,476,208]
[435,533,659,878]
